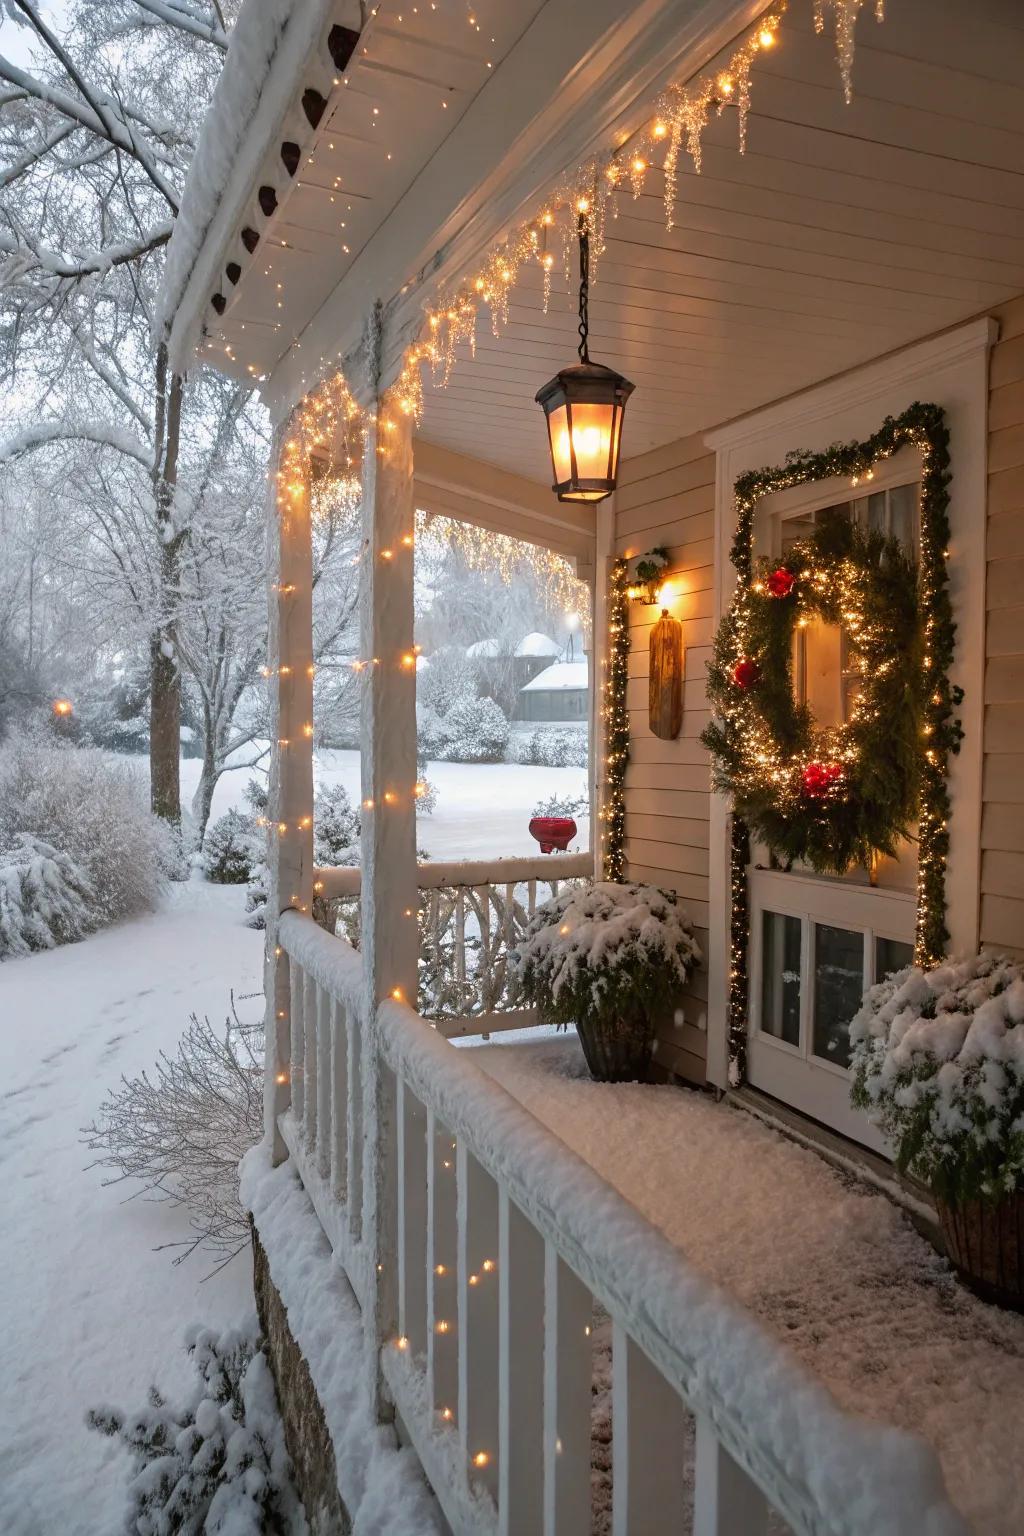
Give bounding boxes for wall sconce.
[626,546,670,605]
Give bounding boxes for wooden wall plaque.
[648,609,684,740]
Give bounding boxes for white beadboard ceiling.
[413,0,1024,481]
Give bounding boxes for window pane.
[761,911,802,1048]
[888,482,919,552]
[875,935,913,980]
[864,491,886,533]
[812,924,864,1068]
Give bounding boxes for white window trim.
[702,316,996,1092]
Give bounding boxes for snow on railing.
[275,909,967,1536]
[313,852,592,1037]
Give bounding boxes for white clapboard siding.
[983,293,1024,959]
[615,431,715,1083]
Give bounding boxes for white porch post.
[360,393,419,1414]
[263,416,316,1160]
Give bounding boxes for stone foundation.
[252,1218,350,1534]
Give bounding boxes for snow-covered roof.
[466,638,500,659]
[521,661,589,693]
[515,632,560,659]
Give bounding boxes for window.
[754,883,913,1073]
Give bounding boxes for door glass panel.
[812,923,864,1068]
[888,482,918,552]
[875,935,914,981]
[760,911,802,1048]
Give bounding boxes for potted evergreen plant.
[512,881,701,1082]
[849,952,1024,1310]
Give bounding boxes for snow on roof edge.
[521,660,588,691]
[157,0,334,374]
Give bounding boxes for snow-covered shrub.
[434,696,510,763]
[417,702,449,761]
[520,727,588,768]
[83,1007,263,1268]
[87,1320,304,1535]
[415,751,438,815]
[314,782,360,867]
[201,809,260,885]
[0,834,96,959]
[532,791,589,819]
[243,777,269,815]
[417,645,477,719]
[513,882,700,1080]
[245,861,269,931]
[849,953,1024,1204]
[0,732,172,928]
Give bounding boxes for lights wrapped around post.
[536,216,633,503]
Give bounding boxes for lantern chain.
[577,213,590,365]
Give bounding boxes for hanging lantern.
[535,215,634,503]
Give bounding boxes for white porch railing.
[313,852,592,1037]
[273,908,966,1536]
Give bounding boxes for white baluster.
[458,1143,499,1501]
[498,1188,544,1536]
[317,984,331,1177]
[455,888,467,1007]
[427,1110,458,1423]
[477,886,491,1038]
[331,996,348,1202]
[543,1241,592,1536]
[611,1324,688,1535]
[289,962,305,1123]
[398,1079,428,1361]
[347,998,363,1240]
[303,972,318,1151]
[693,1416,770,1536]
[528,879,537,917]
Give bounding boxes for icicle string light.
[390,0,885,422]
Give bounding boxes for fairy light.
[602,557,631,881]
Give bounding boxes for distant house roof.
[466,637,500,658]
[521,660,589,693]
[515,631,560,659]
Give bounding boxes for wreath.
[703,512,922,874]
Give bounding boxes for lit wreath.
[703,513,921,875]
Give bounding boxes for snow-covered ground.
[181,748,590,861]
[473,1034,1024,1536]
[0,881,263,1536]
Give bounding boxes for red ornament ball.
[732,658,760,690]
[766,567,796,599]
[801,760,844,798]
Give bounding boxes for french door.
[747,869,914,1153]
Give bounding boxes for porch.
[155,0,1024,1529]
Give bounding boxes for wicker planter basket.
[936,1189,1024,1312]
[576,1011,654,1083]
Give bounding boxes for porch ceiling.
[414,0,1024,481]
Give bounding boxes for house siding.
[615,433,715,1085]
[983,295,1024,958]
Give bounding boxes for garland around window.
[700,402,959,1084]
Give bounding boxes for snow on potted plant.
[849,951,1024,1310]
[512,881,701,1082]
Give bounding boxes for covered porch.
[158,0,1024,1529]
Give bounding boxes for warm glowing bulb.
[631,155,646,174]
[391,986,403,1000]
[758,25,775,46]
[472,1452,489,1469]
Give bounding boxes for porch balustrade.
[312,851,592,1037]
[273,907,966,1536]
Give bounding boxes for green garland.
[702,401,959,1083]
[601,557,631,881]
[703,514,921,873]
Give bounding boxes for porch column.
[263,417,315,1160]
[360,394,418,1415]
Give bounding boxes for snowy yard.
[184,748,590,862]
[473,1035,1024,1536]
[0,882,262,1536]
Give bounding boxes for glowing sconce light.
[535,214,633,503]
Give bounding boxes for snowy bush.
[201,809,261,885]
[0,834,97,958]
[245,861,269,931]
[87,1320,305,1535]
[532,791,589,819]
[849,952,1024,1204]
[433,696,510,763]
[417,645,477,719]
[83,1006,263,1269]
[512,727,588,768]
[243,777,269,815]
[313,782,360,867]
[0,732,173,930]
[513,881,701,1033]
